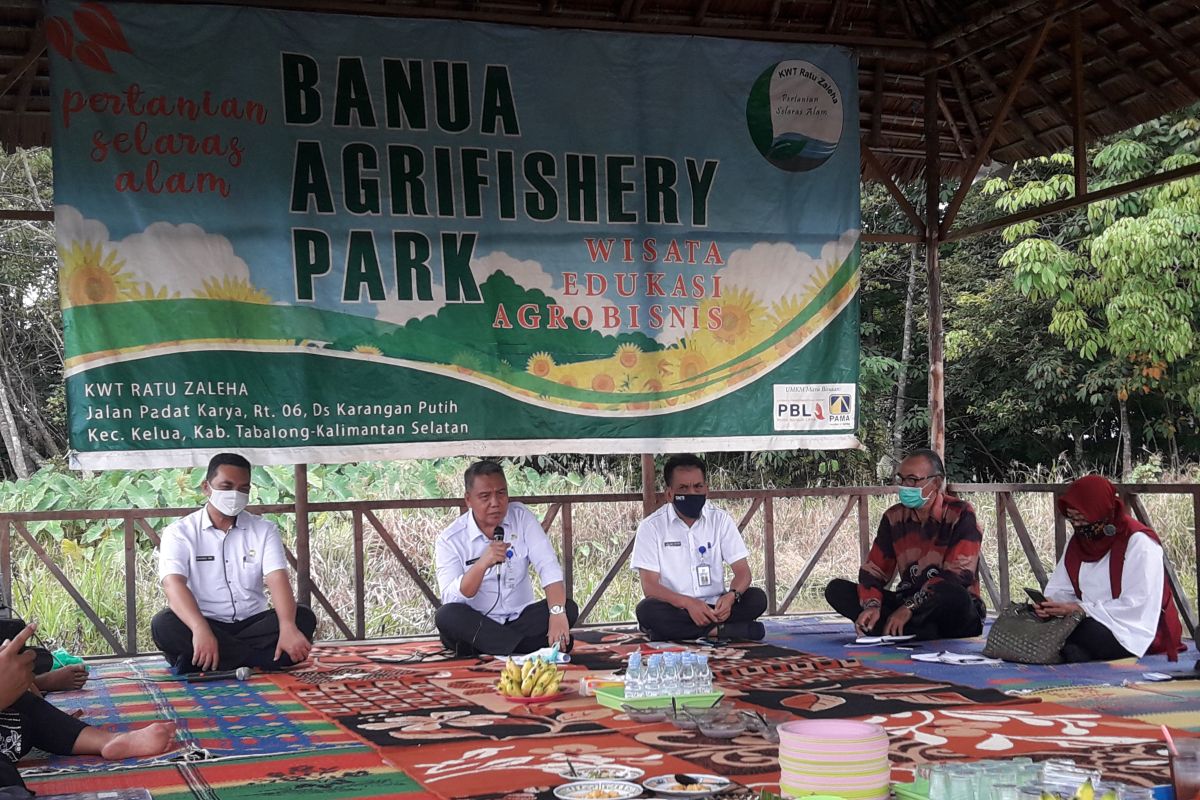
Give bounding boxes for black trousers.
[1060,618,1136,662]
[0,692,89,788]
[435,599,579,657]
[825,578,984,640]
[635,587,768,641]
[151,606,317,673]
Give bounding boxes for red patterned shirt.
[857,493,983,611]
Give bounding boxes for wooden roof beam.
[940,2,1058,238]
[692,0,713,26]
[1096,0,1200,99]
[945,159,1200,242]
[863,146,926,236]
[0,21,41,99]
[931,0,1045,49]
[824,0,845,34]
[1107,0,1200,76]
[897,0,987,156]
[1075,22,1189,110]
[933,0,1095,74]
[762,0,782,28]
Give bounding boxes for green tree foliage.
[0,149,64,480]
[985,110,1200,469]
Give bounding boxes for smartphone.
[1024,587,1046,604]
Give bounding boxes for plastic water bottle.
[644,654,663,697]
[695,654,712,693]
[680,653,698,695]
[662,652,681,696]
[625,652,643,699]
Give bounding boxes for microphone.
[184,666,251,683]
[492,524,505,542]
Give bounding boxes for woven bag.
[981,601,1084,664]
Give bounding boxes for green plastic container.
[594,684,723,710]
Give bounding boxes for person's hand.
[191,627,220,671]
[684,597,720,627]
[275,624,312,664]
[548,612,571,649]
[482,540,509,568]
[0,623,37,705]
[1035,600,1082,618]
[883,606,913,637]
[855,607,881,636]
[713,592,735,622]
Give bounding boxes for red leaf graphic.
[75,41,114,74]
[46,16,74,59]
[74,3,132,53]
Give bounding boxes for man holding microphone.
[434,460,578,656]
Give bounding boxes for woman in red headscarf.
[1034,475,1184,662]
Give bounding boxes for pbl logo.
[777,401,825,420]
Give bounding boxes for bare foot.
[34,665,88,693]
[100,721,178,760]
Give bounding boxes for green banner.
[51,0,861,467]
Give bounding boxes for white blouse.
[1043,531,1165,657]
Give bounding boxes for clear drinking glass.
[928,765,951,800]
[991,784,1020,800]
[948,769,977,800]
[1172,738,1200,800]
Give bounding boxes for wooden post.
[0,521,10,610]
[995,493,1010,607]
[641,453,657,517]
[124,517,137,653]
[924,64,945,457]
[764,497,776,615]
[295,463,311,605]
[1071,10,1087,197]
[352,510,365,640]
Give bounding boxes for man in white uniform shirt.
[632,454,767,641]
[151,453,316,673]
[434,460,578,656]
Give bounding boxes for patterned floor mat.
[1031,682,1200,732]
[26,745,433,800]
[21,658,360,776]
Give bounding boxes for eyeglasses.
[893,473,943,487]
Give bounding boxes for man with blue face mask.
[632,454,767,641]
[824,448,985,640]
[151,453,316,673]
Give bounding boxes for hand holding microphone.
[484,525,508,567]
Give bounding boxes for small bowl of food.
[642,773,733,797]
[553,780,642,799]
[696,715,746,739]
[620,703,669,723]
[666,707,699,730]
[739,710,781,743]
[550,765,645,781]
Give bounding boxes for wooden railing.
[0,483,1196,656]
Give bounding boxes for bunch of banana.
[496,656,564,698]
[1041,779,1116,800]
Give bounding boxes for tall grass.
[3,463,1197,656]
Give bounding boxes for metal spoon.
[565,756,579,778]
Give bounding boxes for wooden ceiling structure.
[2,0,1200,455]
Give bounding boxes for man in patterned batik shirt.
[824,448,986,640]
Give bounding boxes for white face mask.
[209,489,249,518]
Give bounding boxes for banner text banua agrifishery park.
[48,0,862,468]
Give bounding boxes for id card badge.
[696,565,712,587]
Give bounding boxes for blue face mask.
[672,493,706,519]
[897,486,928,509]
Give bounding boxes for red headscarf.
[1057,475,1184,660]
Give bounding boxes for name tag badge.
[196,555,215,562]
[696,565,712,587]
[466,557,480,566]
[663,541,683,548]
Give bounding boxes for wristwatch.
[549,604,566,616]
[726,589,743,601]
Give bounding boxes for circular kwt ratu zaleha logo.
[747,60,844,172]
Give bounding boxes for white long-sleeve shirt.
[1043,531,1165,656]
[434,502,564,622]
